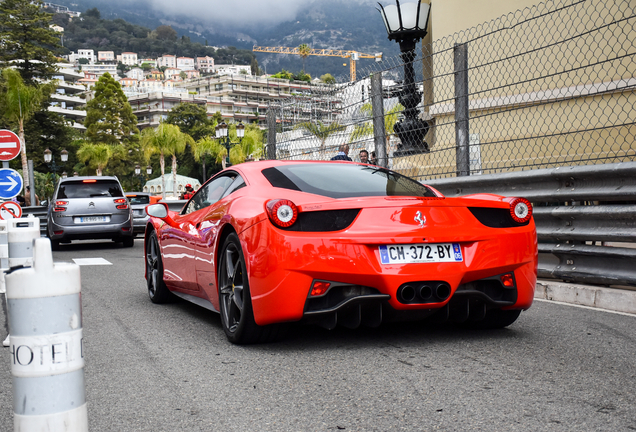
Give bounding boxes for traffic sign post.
[0,168,23,200]
[0,130,21,162]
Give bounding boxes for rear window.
[128,195,150,205]
[56,180,124,199]
[262,164,437,199]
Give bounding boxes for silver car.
[125,192,152,236]
[47,176,134,250]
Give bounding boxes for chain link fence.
[269,0,636,181]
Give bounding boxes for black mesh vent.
[281,209,360,232]
[468,207,530,228]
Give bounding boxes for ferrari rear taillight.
[508,197,532,223]
[266,199,298,228]
[114,198,129,210]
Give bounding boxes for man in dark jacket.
[331,144,352,161]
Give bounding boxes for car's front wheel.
[218,233,277,344]
[146,230,174,304]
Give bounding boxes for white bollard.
[0,220,8,294]
[5,238,88,431]
[7,216,40,269]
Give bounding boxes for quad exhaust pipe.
[398,281,451,304]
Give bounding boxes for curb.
[535,279,636,315]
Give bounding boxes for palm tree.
[298,44,311,72]
[1,68,47,192]
[349,103,403,149]
[193,123,264,168]
[77,142,114,176]
[294,120,345,153]
[141,123,194,199]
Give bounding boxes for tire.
[218,233,280,344]
[473,309,521,329]
[122,236,134,248]
[50,239,60,251]
[145,230,174,304]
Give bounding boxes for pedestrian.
[369,151,378,165]
[359,149,369,163]
[24,185,40,206]
[181,184,195,200]
[331,144,352,161]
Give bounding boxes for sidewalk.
[535,279,636,315]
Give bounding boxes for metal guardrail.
[20,206,48,236]
[426,162,636,287]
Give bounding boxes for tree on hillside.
[141,123,194,199]
[0,68,48,200]
[85,72,139,146]
[83,8,101,19]
[294,120,345,152]
[298,44,311,72]
[155,25,177,41]
[0,0,63,83]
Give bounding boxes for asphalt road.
[1,239,636,431]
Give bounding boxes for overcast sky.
[138,0,376,28]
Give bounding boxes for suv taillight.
[114,198,129,210]
[54,200,68,212]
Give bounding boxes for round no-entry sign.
[0,201,22,220]
[0,130,21,162]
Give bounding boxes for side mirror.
[145,203,179,228]
[40,200,48,207]
[145,203,168,218]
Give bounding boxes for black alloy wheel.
[146,230,174,304]
[218,233,266,344]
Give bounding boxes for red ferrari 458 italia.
[145,160,537,344]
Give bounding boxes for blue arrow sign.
[0,168,23,199]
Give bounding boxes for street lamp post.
[43,148,68,183]
[134,164,152,191]
[377,0,431,155]
[215,121,245,168]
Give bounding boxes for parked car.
[145,161,537,344]
[47,176,134,250]
[126,192,157,236]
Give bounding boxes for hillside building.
[195,56,214,73]
[98,51,115,62]
[177,57,195,71]
[118,52,138,66]
[128,74,341,130]
[157,55,176,69]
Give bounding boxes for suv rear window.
[128,195,150,205]
[262,164,437,199]
[56,180,124,199]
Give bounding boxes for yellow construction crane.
[252,46,382,82]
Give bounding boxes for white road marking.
[72,258,112,266]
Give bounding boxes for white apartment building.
[67,49,95,63]
[126,67,145,81]
[49,62,87,131]
[119,52,138,66]
[177,57,195,71]
[138,79,164,91]
[157,55,176,69]
[215,64,251,76]
[80,63,117,77]
[98,51,115,62]
[195,56,214,73]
